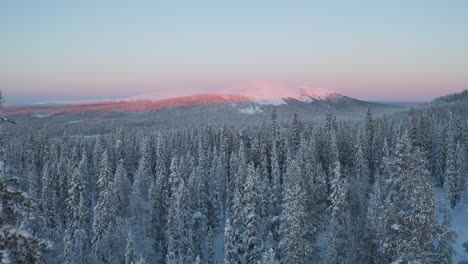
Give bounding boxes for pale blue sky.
[1,0,467,104]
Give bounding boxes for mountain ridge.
[3,81,396,116]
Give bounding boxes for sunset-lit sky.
[2,0,467,104]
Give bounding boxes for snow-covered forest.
[1,92,467,264]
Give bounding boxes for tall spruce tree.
[377,132,454,263]
[243,163,261,264]
[279,159,314,264]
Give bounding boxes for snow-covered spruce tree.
[0,93,49,263]
[268,144,282,242]
[0,176,51,263]
[197,135,214,235]
[225,153,238,219]
[444,129,461,208]
[279,159,314,264]
[251,137,262,167]
[325,159,350,264]
[56,134,71,226]
[166,156,188,264]
[408,108,418,147]
[64,148,93,264]
[272,111,287,172]
[313,164,328,225]
[125,230,147,264]
[419,115,432,161]
[224,218,238,264]
[258,162,270,238]
[327,114,339,173]
[297,134,321,230]
[228,178,246,263]
[324,125,351,264]
[149,158,169,258]
[125,230,139,264]
[353,130,370,190]
[258,248,280,264]
[210,148,224,228]
[434,128,447,186]
[128,135,154,261]
[40,159,60,231]
[347,130,370,263]
[243,162,261,264]
[219,126,231,211]
[92,150,120,263]
[363,169,384,263]
[27,166,41,202]
[113,158,130,216]
[91,129,105,197]
[93,129,105,170]
[40,155,66,262]
[177,178,195,263]
[194,255,201,264]
[132,133,154,200]
[291,112,302,152]
[377,132,454,263]
[365,106,377,174]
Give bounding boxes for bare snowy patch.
[239,105,263,114]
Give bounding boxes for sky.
[1,0,467,104]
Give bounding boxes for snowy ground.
[452,200,468,263]
[214,228,225,263]
[435,187,468,263]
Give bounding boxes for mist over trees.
[0,92,467,264]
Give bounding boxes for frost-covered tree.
[128,136,154,260]
[325,160,350,264]
[226,171,246,263]
[194,255,201,264]
[149,162,169,257]
[92,150,119,263]
[64,148,92,264]
[0,94,49,263]
[0,176,50,263]
[258,248,280,264]
[132,134,153,200]
[125,230,143,264]
[291,113,302,151]
[124,233,147,264]
[243,163,261,263]
[41,160,60,233]
[269,144,282,240]
[177,178,195,264]
[434,128,447,186]
[377,132,454,263]
[166,156,196,263]
[444,130,461,208]
[347,131,370,262]
[325,126,351,264]
[224,218,238,264]
[279,159,314,264]
[114,158,130,216]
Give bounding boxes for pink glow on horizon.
[3,74,466,104]
[218,80,341,100]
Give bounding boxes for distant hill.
[5,80,402,118]
[432,89,467,104]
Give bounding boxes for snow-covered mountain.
[5,80,400,116]
[123,80,342,105]
[218,80,342,102]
